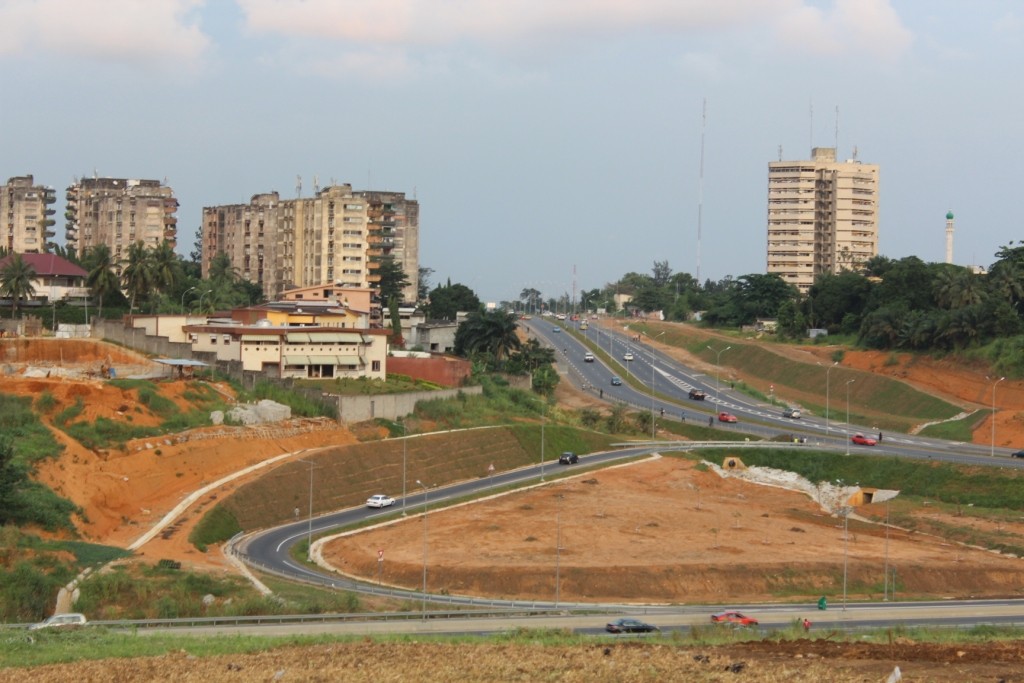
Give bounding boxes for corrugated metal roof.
[241,334,279,342]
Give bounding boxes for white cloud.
[0,0,210,68]
[236,0,913,78]
[774,0,912,60]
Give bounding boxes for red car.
[717,412,738,423]
[851,433,877,446]
[711,611,758,626]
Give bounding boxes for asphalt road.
[228,317,1024,636]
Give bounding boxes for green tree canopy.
[426,281,481,320]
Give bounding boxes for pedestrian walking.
[802,618,811,632]
[680,412,686,422]
[878,431,883,442]
[708,415,714,427]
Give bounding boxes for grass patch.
[188,505,242,551]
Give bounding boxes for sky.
[1,0,1022,304]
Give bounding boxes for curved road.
[231,317,1024,633]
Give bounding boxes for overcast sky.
[1,1,1021,303]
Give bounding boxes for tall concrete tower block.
[945,210,955,264]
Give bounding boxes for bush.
[189,505,242,552]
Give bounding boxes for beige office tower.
[1,175,57,254]
[767,147,879,293]
[202,184,419,314]
[65,178,178,267]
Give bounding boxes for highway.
[228,316,1024,636]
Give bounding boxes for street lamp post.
[988,376,1005,457]
[197,289,212,314]
[415,480,429,617]
[845,379,856,455]
[649,331,665,439]
[555,494,564,606]
[707,344,732,400]
[540,399,547,481]
[180,286,196,315]
[818,361,838,436]
[883,498,890,601]
[401,419,408,516]
[842,506,850,611]
[297,459,316,560]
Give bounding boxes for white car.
[623,352,634,361]
[29,613,88,630]
[584,352,595,362]
[366,494,395,508]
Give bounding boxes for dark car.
[611,376,622,386]
[558,452,578,465]
[1012,450,1024,459]
[688,389,706,400]
[605,617,659,634]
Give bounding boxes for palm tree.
[120,241,155,313]
[84,244,121,319]
[454,310,522,367]
[0,254,37,317]
[150,240,180,298]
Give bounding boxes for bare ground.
[7,336,1024,680]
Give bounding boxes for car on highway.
[782,407,802,419]
[610,376,622,386]
[851,433,877,447]
[718,411,738,423]
[1013,450,1024,459]
[29,613,88,631]
[688,389,706,400]
[366,494,396,508]
[710,611,758,627]
[552,327,561,333]
[584,352,595,362]
[623,352,634,361]
[558,451,579,465]
[605,617,659,634]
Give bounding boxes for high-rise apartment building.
[201,184,419,323]
[767,147,879,293]
[65,177,179,269]
[1,175,57,254]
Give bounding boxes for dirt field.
[6,639,1024,683]
[7,336,1024,680]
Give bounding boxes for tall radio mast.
[696,98,707,284]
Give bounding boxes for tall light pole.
[818,361,838,435]
[883,498,890,601]
[540,398,547,481]
[297,459,316,560]
[845,379,855,455]
[987,376,1005,457]
[707,344,731,400]
[180,286,196,314]
[197,289,212,314]
[649,331,665,438]
[555,493,564,606]
[401,419,408,516]
[842,506,850,611]
[415,480,429,617]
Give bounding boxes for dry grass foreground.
[5,640,1024,682]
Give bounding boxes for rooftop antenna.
[313,174,320,194]
[852,145,859,161]
[295,175,302,198]
[809,99,813,151]
[834,105,839,151]
[696,97,707,284]
[778,144,783,162]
